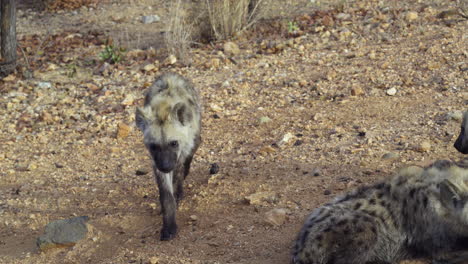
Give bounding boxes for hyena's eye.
[169,141,179,148]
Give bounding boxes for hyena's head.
[135,101,194,173]
[436,165,468,229]
[454,111,468,154]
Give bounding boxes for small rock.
[37,216,89,251]
[259,116,271,124]
[2,74,16,82]
[405,11,418,22]
[258,146,276,155]
[135,169,149,176]
[323,190,331,195]
[37,82,52,89]
[382,152,399,160]
[116,123,131,139]
[149,256,160,264]
[223,41,240,56]
[336,13,351,20]
[293,140,303,146]
[209,163,219,175]
[39,111,54,124]
[121,94,135,106]
[278,132,295,148]
[351,87,364,96]
[189,215,198,221]
[85,83,100,92]
[163,54,177,65]
[55,163,64,169]
[143,63,156,72]
[141,15,160,24]
[312,168,320,177]
[264,208,287,226]
[245,191,277,205]
[386,87,397,96]
[417,141,431,152]
[207,58,221,68]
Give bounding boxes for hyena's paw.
[160,224,178,241]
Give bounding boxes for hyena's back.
[144,72,200,112]
[293,163,468,264]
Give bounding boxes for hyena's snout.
[151,148,178,173]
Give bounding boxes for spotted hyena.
[292,160,468,264]
[135,72,201,240]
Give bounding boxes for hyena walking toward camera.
[454,111,468,154]
[135,72,201,241]
[292,160,468,264]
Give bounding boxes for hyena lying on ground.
[136,72,201,241]
[454,111,468,154]
[292,160,468,264]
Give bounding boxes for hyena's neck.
[396,181,447,240]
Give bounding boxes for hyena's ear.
[439,179,462,208]
[172,102,193,126]
[135,107,149,131]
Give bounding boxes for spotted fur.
[292,160,468,264]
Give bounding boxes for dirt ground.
[1,0,467,263]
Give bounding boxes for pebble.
[312,168,321,177]
[149,256,160,264]
[259,116,271,124]
[264,208,287,226]
[209,163,220,175]
[382,152,399,160]
[37,216,89,251]
[141,15,160,24]
[245,191,277,205]
[116,123,131,139]
[37,82,52,89]
[121,94,135,106]
[405,11,418,22]
[386,87,397,96]
[223,41,240,56]
[417,141,431,152]
[143,63,156,72]
[351,87,365,96]
[163,54,177,65]
[323,190,331,195]
[135,169,149,176]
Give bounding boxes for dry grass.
[43,0,102,11]
[205,0,268,40]
[164,0,194,65]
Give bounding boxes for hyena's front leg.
[432,250,468,264]
[155,170,177,241]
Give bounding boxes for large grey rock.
[37,216,89,251]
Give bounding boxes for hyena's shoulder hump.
[144,72,200,109]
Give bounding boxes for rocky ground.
[0,0,467,263]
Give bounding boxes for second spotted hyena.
[136,72,201,241]
[292,160,468,264]
[454,111,468,154]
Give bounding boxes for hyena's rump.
[135,72,201,240]
[454,111,468,154]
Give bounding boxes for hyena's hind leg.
[176,135,201,203]
[155,172,178,241]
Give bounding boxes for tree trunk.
[0,0,17,77]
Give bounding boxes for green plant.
[66,63,78,78]
[99,45,126,64]
[287,21,299,33]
